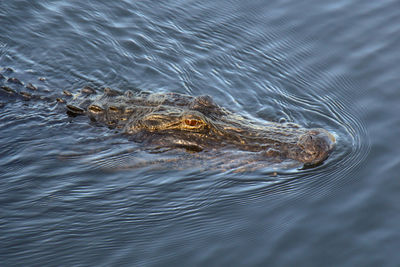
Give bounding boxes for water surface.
[1,0,399,266]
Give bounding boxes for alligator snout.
[296,128,336,165]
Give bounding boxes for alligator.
[0,67,335,167]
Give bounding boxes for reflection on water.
[0,65,365,172]
[2,0,399,266]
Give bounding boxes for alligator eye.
[184,119,201,126]
[181,111,208,130]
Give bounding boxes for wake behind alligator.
[0,67,335,168]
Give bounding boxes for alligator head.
[66,87,335,166]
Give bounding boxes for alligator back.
[1,67,336,167]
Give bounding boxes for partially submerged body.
[65,86,335,166]
[1,68,335,167]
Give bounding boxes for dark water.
[0,0,399,266]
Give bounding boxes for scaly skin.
[1,68,335,166]
[66,86,335,165]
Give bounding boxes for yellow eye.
[181,111,208,131]
[184,119,202,127]
[182,117,207,130]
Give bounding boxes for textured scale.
[1,68,336,166]
[65,86,335,166]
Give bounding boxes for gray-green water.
[1,1,398,266]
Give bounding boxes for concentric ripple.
[0,1,374,265]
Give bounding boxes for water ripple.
[0,0,377,265]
